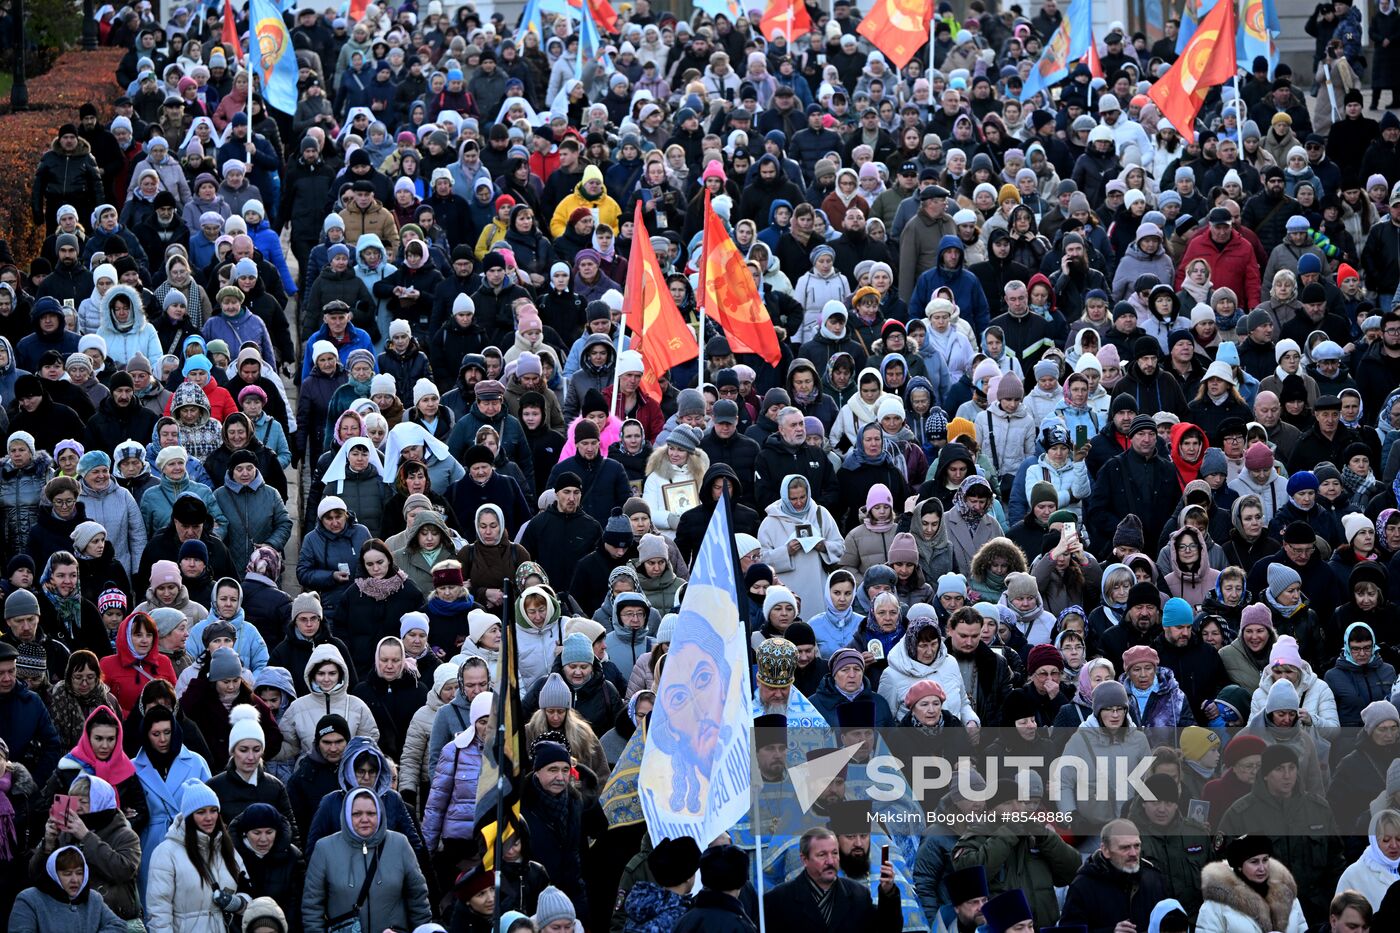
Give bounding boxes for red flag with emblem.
[626,201,698,403]
[1146,0,1236,143]
[857,0,933,71]
[758,0,811,42]
[222,0,241,59]
[700,191,782,367]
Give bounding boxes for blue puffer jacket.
[421,733,483,849]
[622,881,691,933]
[908,236,992,334]
[295,515,372,617]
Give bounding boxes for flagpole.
[698,190,710,392]
[753,794,768,933]
[610,307,628,420]
[491,572,512,932]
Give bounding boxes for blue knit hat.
[1286,471,1318,495]
[1199,447,1228,478]
[177,779,220,818]
[560,632,593,666]
[182,354,213,376]
[1162,597,1193,629]
[77,450,111,476]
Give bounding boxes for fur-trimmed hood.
[970,535,1027,581]
[1200,858,1298,933]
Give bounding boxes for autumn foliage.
[1,49,125,265]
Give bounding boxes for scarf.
[1263,587,1305,619]
[794,386,820,405]
[356,569,407,600]
[0,772,13,860]
[778,476,816,521]
[1364,836,1400,875]
[862,509,896,534]
[842,424,899,470]
[427,595,473,615]
[952,477,991,533]
[44,583,83,642]
[1342,464,1377,502]
[1341,393,1365,429]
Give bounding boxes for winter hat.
[1179,725,1221,763]
[1199,448,1228,478]
[467,609,499,645]
[1264,677,1300,713]
[1126,581,1160,611]
[829,647,865,676]
[177,779,220,819]
[650,836,703,888]
[1266,563,1301,601]
[761,586,797,620]
[1269,635,1304,670]
[1285,471,1318,495]
[97,588,127,614]
[1239,602,1274,632]
[4,588,39,620]
[1343,513,1374,544]
[315,714,351,742]
[656,614,677,645]
[1223,732,1267,767]
[400,612,430,639]
[370,373,397,397]
[1026,644,1064,673]
[905,680,947,707]
[887,532,919,565]
[77,450,111,476]
[291,592,323,620]
[638,533,669,563]
[208,647,242,682]
[532,887,576,930]
[1122,645,1159,670]
[936,573,967,598]
[179,539,208,564]
[65,521,107,556]
[1244,441,1273,471]
[155,445,189,471]
[149,560,181,588]
[318,495,349,519]
[538,672,573,710]
[1003,571,1038,603]
[1092,680,1130,715]
[666,425,702,453]
[227,704,265,751]
[700,845,750,892]
[1362,700,1400,735]
[1112,514,1145,550]
[560,632,593,666]
[603,508,633,548]
[1162,596,1193,629]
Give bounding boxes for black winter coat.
[209,760,296,829]
[1059,851,1171,933]
[241,574,293,647]
[332,579,426,684]
[267,620,357,694]
[85,395,159,461]
[351,669,428,760]
[519,774,606,920]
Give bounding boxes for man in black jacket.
[1059,820,1171,933]
[674,845,758,933]
[754,408,839,511]
[944,607,1013,726]
[700,402,762,506]
[520,741,606,920]
[674,463,761,567]
[1100,583,1164,673]
[762,826,902,933]
[1087,415,1182,558]
[280,137,338,282]
[971,231,1032,314]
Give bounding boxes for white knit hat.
[227,704,265,751]
[413,378,439,405]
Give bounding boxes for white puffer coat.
[277,642,379,760]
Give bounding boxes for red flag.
[758,0,811,42]
[588,0,619,34]
[222,0,241,60]
[1146,0,1237,143]
[625,202,699,403]
[1084,31,1104,78]
[700,191,782,367]
[349,0,370,23]
[857,0,933,70]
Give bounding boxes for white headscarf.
[381,421,452,484]
[321,436,384,490]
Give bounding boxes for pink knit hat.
[1244,441,1273,471]
[1122,645,1159,670]
[150,560,180,588]
[1270,635,1304,670]
[866,483,893,511]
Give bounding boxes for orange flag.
[758,0,811,42]
[1146,0,1236,143]
[700,191,782,367]
[857,0,933,71]
[222,0,241,60]
[625,201,698,403]
[1084,31,1104,78]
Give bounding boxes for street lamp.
[83,0,100,50]
[10,0,27,110]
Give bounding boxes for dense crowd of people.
[7,0,1400,932]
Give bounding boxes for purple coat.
[422,736,483,850]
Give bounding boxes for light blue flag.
[1238,0,1281,78]
[517,0,544,45]
[639,493,754,847]
[695,0,744,18]
[539,0,579,16]
[248,0,299,114]
[1020,0,1092,102]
